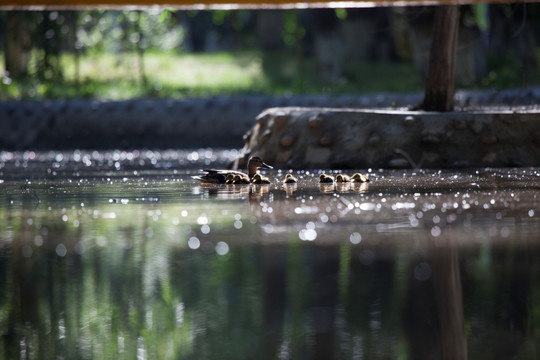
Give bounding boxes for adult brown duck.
[193,156,273,184]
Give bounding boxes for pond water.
[1,149,540,359]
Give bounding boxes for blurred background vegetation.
[1,4,540,100]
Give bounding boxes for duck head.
[247,156,273,178]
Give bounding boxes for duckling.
[225,174,235,184]
[232,174,251,184]
[251,173,271,184]
[283,173,298,184]
[336,174,351,182]
[352,173,370,183]
[319,174,334,183]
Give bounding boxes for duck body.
[196,169,249,184]
[352,173,370,183]
[252,174,271,184]
[336,174,351,182]
[193,156,273,184]
[283,174,298,184]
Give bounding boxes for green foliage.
[282,10,306,47]
[77,10,184,54]
[480,51,539,89]
[335,8,348,20]
[472,4,490,32]
[3,44,540,100]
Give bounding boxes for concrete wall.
[237,106,540,169]
[1,88,539,152]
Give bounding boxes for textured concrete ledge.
[235,107,540,169]
[2,88,540,150]
[0,94,426,150]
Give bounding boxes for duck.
[193,156,273,184]
[319,174,334,183]
[336,174,350,182]
[283,173,298,184]
[352,173,370,183]
[251,173,271,184]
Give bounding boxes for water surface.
[1,150,539,359]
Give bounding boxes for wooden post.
[421,5,460,112]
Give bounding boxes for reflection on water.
[1,151,540,359]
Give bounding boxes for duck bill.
[260,162,273,170]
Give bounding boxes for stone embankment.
[2,88,540,168]
[1,88,539,150]
[236,107,540,169]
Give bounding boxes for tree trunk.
[257,10,284,50]
[4,12,31,78]
[421,6,460,112]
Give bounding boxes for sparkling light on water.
[349,232,362,244]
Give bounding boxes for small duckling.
[251,173,271,184]
[233,174,251,184]
[283,173,298,184]
[225,174,235,184]
[319,174,334,183]
[336,174,351,182]
[352,173,370,183]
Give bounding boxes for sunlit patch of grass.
[4,49,537,100]
[147,52,265,90]
[59,51,270,99]
[0,51,272,100]
[0,50,426,100]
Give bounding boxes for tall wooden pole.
[421,5,460,112]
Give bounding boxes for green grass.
[3,49,538,100]
[0,50,426,100]
[0,51,268,99]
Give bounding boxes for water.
[1,150,540,359]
